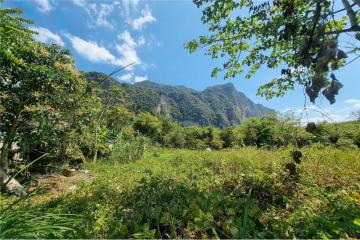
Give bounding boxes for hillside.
[84,72,274,127]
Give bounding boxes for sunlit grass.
[2,146,360,238]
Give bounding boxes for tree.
[159,117,178,144]
[236,116,284,148]
[0,3,90,194]
[203,126,224,149]
[183,126,207,149]
[221,127,236,148]
[186,0,360,103]
[164,127,186,148]
[0,3,34,48]
[91,84,125,162]
[105,105,133,132]
[133,113,162,140]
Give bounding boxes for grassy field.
[1,146,360,238]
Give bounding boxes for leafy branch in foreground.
[185,0,360,103]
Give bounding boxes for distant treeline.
[130,113,360,150]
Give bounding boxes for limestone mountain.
[84,71,274,127]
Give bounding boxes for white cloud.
[34,0,52,12]
[285,104,356,123]
[139,62,155,71]
[117,73,148,84]
[344,99,360,109]
[130,8,156,30]
[87,3,114,28]
[30,27,64,46]
[118,30,137,48]
[134,75,147,83]
[117,73,133,82]
[65,34,122,65]
[138,36,146,46]
[123,0,140,14]
[115,30,142,65]
[72,0,86,7]
[306,114,353,123]
[72,1,114,28]
[65,32,144,68]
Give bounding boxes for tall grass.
[110,133,147,163]
[0,198,81,238]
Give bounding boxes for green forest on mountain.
[0,0,360,239]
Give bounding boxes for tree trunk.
[0,141,10,170]
[0,167,27,196]
[93,106,107,163]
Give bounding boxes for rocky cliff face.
[122,81,274,127]
[83,72,274,127]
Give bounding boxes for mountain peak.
[204,82,237,93]
[134,80,158,87]
[83,71,274,128]
[124,80,274,127]
[205,82,235,89]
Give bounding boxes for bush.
[235,116,296,148]
[110,133,147,163]
[133,113,162,141]
[164,128,185,148]
[353,132,360,148]
[210,139,224,150]
[194,139,207,150]
[221,127,236,148]
[335,138,358,150]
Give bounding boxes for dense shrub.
[134,113,162,141]
[221,127,236,148]
[164,127,185,148]
[235,115,296,148]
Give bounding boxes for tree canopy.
[0,4,95,171]
[186,0,360,103]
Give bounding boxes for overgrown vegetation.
[1,1,360,238]
[2,147,359,238]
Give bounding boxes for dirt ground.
[29,170,93,196]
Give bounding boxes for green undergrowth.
[2,147,360,238]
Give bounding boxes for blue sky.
[3,0,360,122]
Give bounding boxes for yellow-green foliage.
[12,146,360,239]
